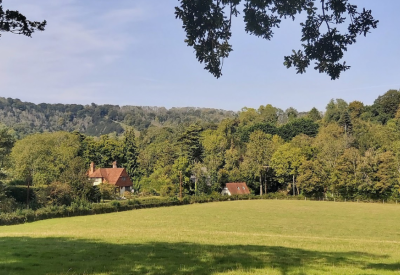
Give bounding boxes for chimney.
[90,162,95,174]
[112,161,117,169]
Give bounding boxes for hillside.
[0,97,236,137]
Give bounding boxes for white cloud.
[0,0,142,103]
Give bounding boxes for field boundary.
[1,194,399,226]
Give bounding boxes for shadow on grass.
[0,237,393,275]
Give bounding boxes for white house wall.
[93,178,103,186]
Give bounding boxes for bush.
[0,197,17,214]
[99,183,118,201]
[48,182,74,206]
[6,185,40,204]
[160,184,176,197]
[4,192,393,226]
[123,191,133,200]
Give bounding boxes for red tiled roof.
[225,182,250,195]
[89,168,133,187]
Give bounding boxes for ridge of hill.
[0,97,236,137]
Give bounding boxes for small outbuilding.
[221,182,250,196]
[88,161,133,196]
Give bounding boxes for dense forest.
[0,97,236,137]
[1,89,400,215]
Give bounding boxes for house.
[221,182,250,196]
[88,161,133,196]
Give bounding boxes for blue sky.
[0,0,399,112]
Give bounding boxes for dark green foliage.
[279,118,320,141]
[238,119,318,142]
[308,107,322,121]
[0,182,16,213]
[4,88,400,215]
[0,197,182,225]
[176,0,378,79]
[374,90,400,118]
[366,90,400,124]
[121,129,139,179]
[178,124,204,162]
[85,120,124,136]
[324,99,348,123]
[338,111,353,133]
[6,185,43,207]
[0,0,46,39]
[238,122,278,142]
[0,97,235,137]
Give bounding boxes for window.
[237,187,240,190]
[242,187,245,190]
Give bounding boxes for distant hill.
[0,97,236,137]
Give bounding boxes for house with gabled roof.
[88,161,133,196]
[221,182,250,196]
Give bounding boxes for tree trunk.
[259,173,263,196]
[26,181,30,209]
[293,175,295,196]
[265,176,267,195]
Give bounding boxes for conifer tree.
[122,128,138,179]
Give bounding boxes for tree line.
[1,89,400,213]
[0,97,236,137]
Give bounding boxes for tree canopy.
[175,0,378,79]
[0,0,46,39]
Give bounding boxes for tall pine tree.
[122,129,138,179]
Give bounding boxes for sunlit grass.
[0,200,400,274]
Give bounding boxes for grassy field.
[0,200,400,275]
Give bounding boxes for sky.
[0,0,399,112]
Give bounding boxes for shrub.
[123,191,134,200]
[6,185,39,204]
[110,201,121,208]
[99,183,118,201]
[48,182,74,206]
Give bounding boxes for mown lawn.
[0,200,399,274]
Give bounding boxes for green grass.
[0,200,400,274]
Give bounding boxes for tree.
[0,0,46,39]
[178,124,204,163]
[308,107,322,121]
[0,125,15,168]
[59,156,96,202]
[338,111,352,134]
[11,132,81,186]
[201,130,227,186]
[0,181,16,213]
[371,90,400,123]
[297,160,326,197]
[271,143,305,195]
[331,147,361,198]
[121,128,139,179]
[243,130,275,195]
[313,123,352,196]
[238,107,259,126]
[358,150,398,198]
[279,118,319,141]
[285,107,298,122]
[258,104,278,124]
[324,99,348,123]
[172,156,192,194]
[348,101,364,119]
[175,0,378,79]
[191,162,209,195]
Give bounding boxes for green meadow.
[0,200,400,275]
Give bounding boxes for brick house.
[88,161,133,196]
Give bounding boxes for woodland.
[1,89,400,216]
